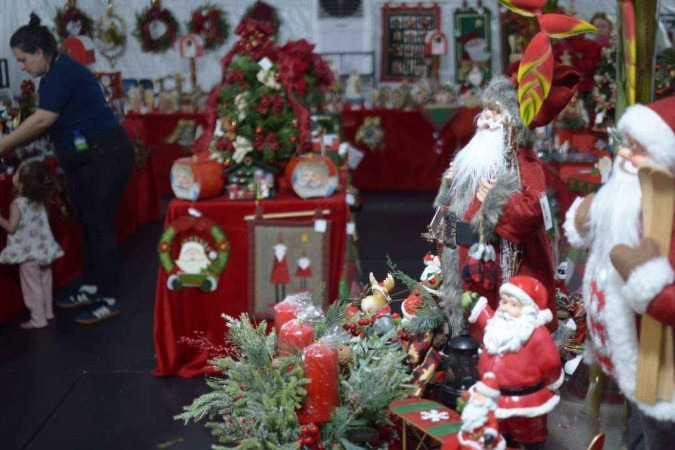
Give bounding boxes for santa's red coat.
[470,304,563,419]
[270,256,290,284]
[458,410,506,450]
[459,149,557,331]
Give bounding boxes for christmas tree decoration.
[354,116,385,152]
[157,211,230,291]
[224,156,278,200]
[285,154,339,199]
[587,46,617,128]
[187,4,230,52]
[133,0,179,53]
[170,157,224,201]
[95,0,127,67]
[54,0,94,40]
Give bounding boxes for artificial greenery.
[177,309,414,449]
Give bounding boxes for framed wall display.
[248,219,330,320]
[380,3,441,82]
[454,7,492,84]
[499,10,538,73]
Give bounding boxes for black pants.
[63,126,134,299]
[627,400,675,449]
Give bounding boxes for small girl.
[0,160,64,329]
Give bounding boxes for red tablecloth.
[342,107,481,191]
[0,163,161,323]
[153,191,349,378]
[123,112,209,195]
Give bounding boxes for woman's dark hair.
[17,160,54,204]
[10,13,58,58]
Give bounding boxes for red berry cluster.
[343,317,373,337]
[297,424,323,449]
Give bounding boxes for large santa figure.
[563,96,675,448]
[434,76,557,335]
[463,275,563,449]
[453,373,506,450]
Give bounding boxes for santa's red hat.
[618,96,675,170]
[499,275,552,324]
[473,372,500,400]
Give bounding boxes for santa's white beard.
[450,126,507,201]
[176,257,209,274]
[483,306,538,356]
[461,400,494,432]
[588,157,642,260]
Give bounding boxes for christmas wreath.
[134,0,179,53]
[187,4,230,51]
[54,2,94,39]
[157,214,230,292]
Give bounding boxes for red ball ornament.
[290,136,297,144]
[256,126,263,134]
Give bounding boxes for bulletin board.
[380,3,441,82]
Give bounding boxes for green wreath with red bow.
[134,0,179,53]
[187,4,230,51]
[158,215,230,292]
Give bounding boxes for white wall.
[0,0,621,98]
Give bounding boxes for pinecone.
[346,392,361,410]
[431,332,449,350]
[338,344,352,367]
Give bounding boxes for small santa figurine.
[270,234,290,302]
[453,373,506,450]
[462,275,563,449]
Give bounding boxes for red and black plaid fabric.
[462,258,497,292]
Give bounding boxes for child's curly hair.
[16,160,54,204]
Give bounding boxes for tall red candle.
[278,319,314,356]
[297,343,339,424]
[274,298,302,337]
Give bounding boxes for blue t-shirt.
[38,54,117,149]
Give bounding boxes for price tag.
[346,193,356,206]
[346,222,356,235]
[258,57,273,71]
[539,193,553,231]
[314,218,327,233]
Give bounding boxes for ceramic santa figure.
[454,373,507,450]
[463,275,563,449]
[563,96,675,448]
[435,76,560,336]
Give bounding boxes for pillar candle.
[297,343,339,424]
[274,298,302,337]
[278,319,314,356]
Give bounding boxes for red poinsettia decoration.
[552,35,602,95]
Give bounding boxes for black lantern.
[439,319,480,409]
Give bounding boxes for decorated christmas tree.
[197,8,334,166]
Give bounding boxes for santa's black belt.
[444,211,479,249]
[500,383,545,396]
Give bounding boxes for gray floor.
[0,191,624,449]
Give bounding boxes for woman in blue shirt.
[0,14,134,325]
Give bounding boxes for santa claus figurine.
[563,96,675,448]
[452,372,506,450]
[462,276,563,450]
[434,76,558,337]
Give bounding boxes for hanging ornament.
[95,0,127,67]
[134,0,179,53]
[187,3,230,51]
[354,116,385,152]
[54,0,94,39]
[158,210,230,291]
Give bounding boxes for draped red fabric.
[123,112,209,195]
[153,191,348,378]
[341,108,481,191]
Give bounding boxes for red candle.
[274,298,302,337]
[278,319,314,356]
[297,343,339,424]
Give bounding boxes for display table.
[0,162,161,323]
[342,107,481,191]
[123,112,209,195]
[153,191,349,378]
